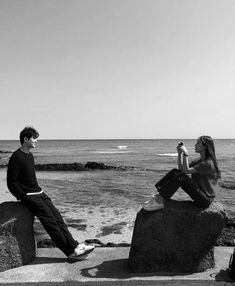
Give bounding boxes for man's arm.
[7,154,29,201]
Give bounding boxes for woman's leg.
[179,173,213,207]
[144,169,212,211]
[157,170,212,207]
[155,168,181,190]
[143,169,181,211]
[155,168,182,200]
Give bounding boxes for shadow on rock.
[214,268,233,282]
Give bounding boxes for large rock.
[0,202,36,272]
[128,200,227,273]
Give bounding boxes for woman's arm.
[179,145,196,174]
[177,144,183,170]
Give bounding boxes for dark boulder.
[0,202,36,272]
[128,200,227,273]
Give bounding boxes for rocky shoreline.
[0,161,136,171]
[35,161,136,171]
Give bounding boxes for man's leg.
[42,194,79,251]
[22,194,78,256]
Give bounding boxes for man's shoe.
[68,243,95,259]
[142,195,164,211]
[74,243,95,256]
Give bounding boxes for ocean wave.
[116,145,128,149]
[0,164,7,168]
[0,150,12,154]
[144,168,169,173]
[157,153,178,157]
[219,181,235,190]
[93,151,128,154]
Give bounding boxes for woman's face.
[195,138,206,154]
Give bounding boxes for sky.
[1,0,235,140]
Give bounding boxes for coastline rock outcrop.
[35,162,87,171]
[0,202,36,272]
[128,200,227,273]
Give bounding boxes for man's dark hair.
[20,127,39,145]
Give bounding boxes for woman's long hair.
[200,135,221,179]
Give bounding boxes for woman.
[143,136,221,211]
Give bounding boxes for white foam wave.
[116,145,128,149]
[92,151,127,154]
[157,153,178,157]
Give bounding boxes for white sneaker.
[68,243,95,259]
[142,194,164,211]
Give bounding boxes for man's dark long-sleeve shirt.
[7,148,42,201]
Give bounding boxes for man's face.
[24,136,38,149]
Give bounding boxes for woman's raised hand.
[177,141,183,154]
[177,141,188,156]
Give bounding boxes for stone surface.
[0,202,36,272]
[128,200,227,273]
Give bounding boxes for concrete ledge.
[0,247,233,285]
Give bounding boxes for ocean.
[1,139,235,243]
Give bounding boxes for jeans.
[21,193,79,256]
[155,169,213,208]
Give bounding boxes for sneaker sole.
[68,254,89,261]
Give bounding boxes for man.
[7,126,94,260]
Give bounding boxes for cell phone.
[178,141,184,146]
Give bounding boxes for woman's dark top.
[190,158,218,198]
